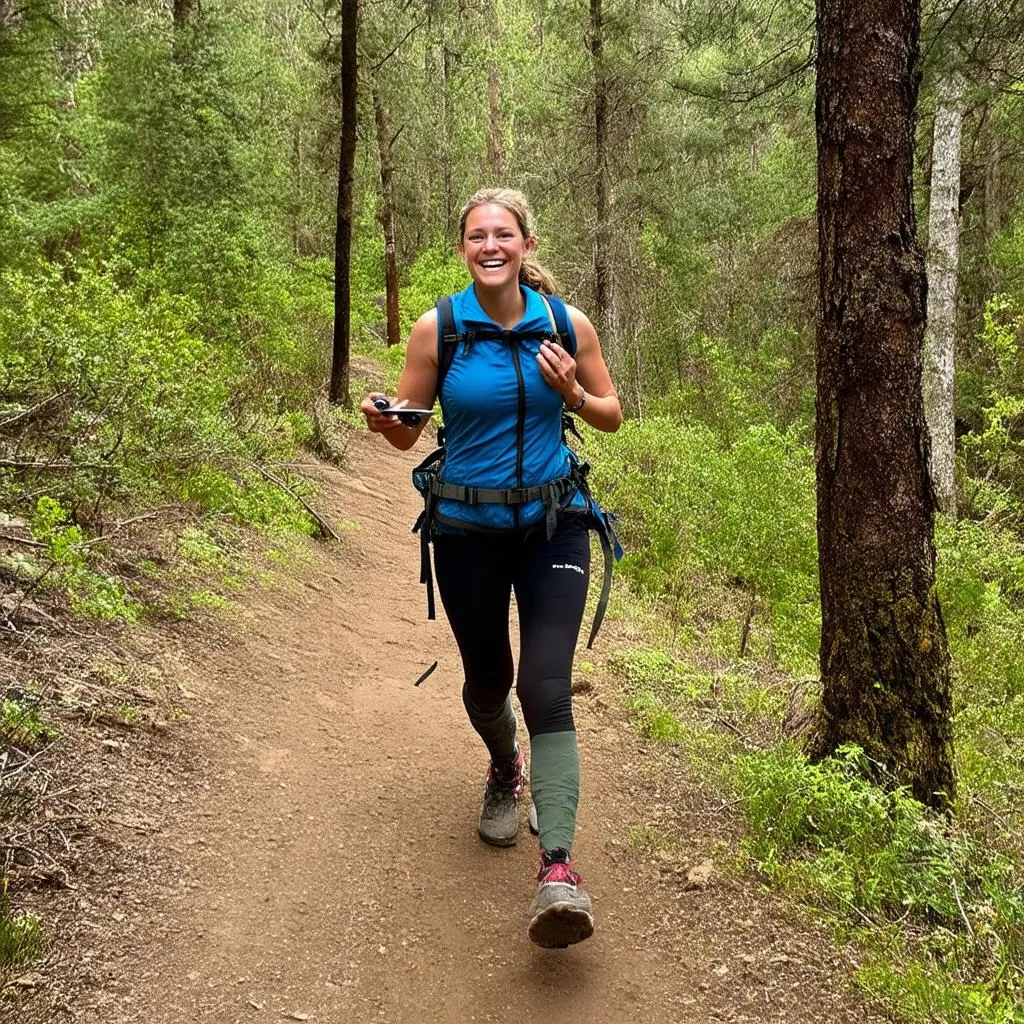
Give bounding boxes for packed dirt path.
[62,433,886,1024]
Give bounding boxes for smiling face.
[459,203,537,292]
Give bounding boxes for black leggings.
[432,515,591,737]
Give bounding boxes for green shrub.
[28,497,139,622]
[734,744,1024,1022]
[959,297,1024,517]
[588,417,818,672]
[933,514,1024,849]
[398,243,470,337]
[0,697,58,748]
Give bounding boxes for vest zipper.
[509,333,526,530]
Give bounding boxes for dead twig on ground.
[714,716,752,746]
[250,463,340,541]
[0,459,117,470]
[0,534,45,548]
[0,391,69,430]
[75,507,180,548]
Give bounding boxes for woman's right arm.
[360,309,439,452]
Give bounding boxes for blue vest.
[435,283,587,531]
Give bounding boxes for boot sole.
[528,902,595,948]
[479,827,517,848]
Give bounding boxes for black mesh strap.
[436,295,459,401]
[587,525,614,649]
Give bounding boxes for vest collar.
[458,283,552,334]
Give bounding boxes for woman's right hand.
[361,394,409,433]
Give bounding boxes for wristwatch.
[566,385,586,412]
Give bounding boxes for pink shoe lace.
[488,748,524,800]
[538,856,581,887]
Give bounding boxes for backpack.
[411,291,623,648]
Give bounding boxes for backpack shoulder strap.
[435,295,460,401]
[540,294,576,356]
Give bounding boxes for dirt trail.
[59,434,886,1024]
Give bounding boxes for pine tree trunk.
[330,0,357,406]
[923,71,964,515]
[983,118,1002,294]
[810,0,955,808]
[373,85,401,348]
[488,64,504,181]
[590,0,611,338]
[440,37,454,238]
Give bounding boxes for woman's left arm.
[535,306,623,432]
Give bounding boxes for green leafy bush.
[738,744,964,917]
[1,260,323,532]
[1,697,58,748]
[959,297,1024,518]
[27,497,138,622]
[735,744,1023,1023]
[934,515,1024,844]
[398,243,470,338]
[588,417,818,671]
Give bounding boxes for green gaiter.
[462,688,518,763]
[530,730,580,853]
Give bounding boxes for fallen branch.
[0,459,115,471]
[250,463,340,541]
[950,876,975,937]
[0,391,68,429]
[714,716,752,745]
[0,534,44,548]
[75,507,176,548]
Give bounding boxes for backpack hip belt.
[425,476,576,506]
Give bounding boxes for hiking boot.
[478,747,524,847]
[527,848,594,948]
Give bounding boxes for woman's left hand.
[536,339,579,405]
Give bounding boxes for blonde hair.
[458,187,558,295]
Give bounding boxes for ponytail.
[520,253,558,295]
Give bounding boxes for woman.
[361,188,622,948]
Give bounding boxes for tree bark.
[172,0,195,27]
[487,64,504,181]
[590,0,611,338]
[330,0,357,406]
[439,36,454,238]
[810,0,955,808]
[373,84,401,348]
[923,71,965,514]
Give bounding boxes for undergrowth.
[597,406,1024,1024]
[613,639,1024,1022]
[0,900,45,983]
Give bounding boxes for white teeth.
[481,260,505,268]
